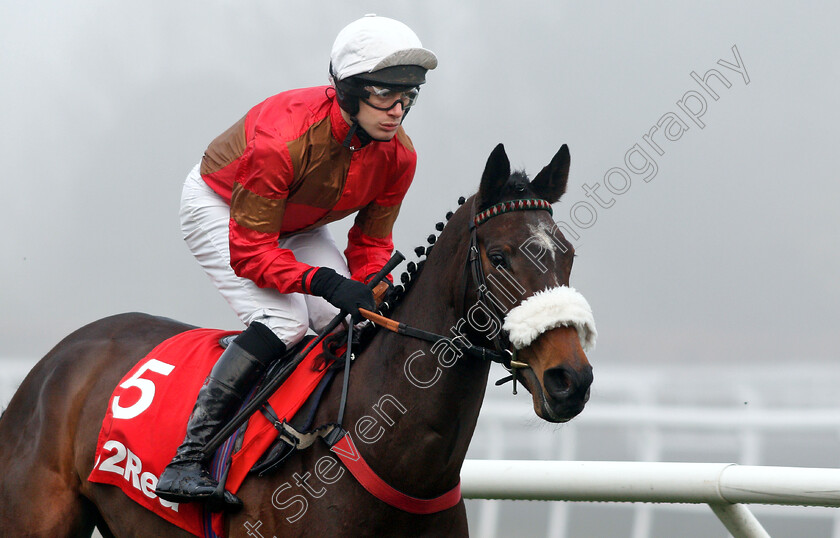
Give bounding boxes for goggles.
[361,85,420,111]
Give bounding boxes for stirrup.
[156,463,242,512]
[218,334,237,349]
[206,482,243,513]
[206,443,243,513]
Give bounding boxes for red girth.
[328,430,462,514]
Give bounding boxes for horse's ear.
[531,144,570,203]
[477,143,511,208]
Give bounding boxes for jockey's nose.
[387,101,404,117]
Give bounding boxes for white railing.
[467,363,840,537]
[461,460,840,538]
[5,359,840,536]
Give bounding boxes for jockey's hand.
[309,268,376,322]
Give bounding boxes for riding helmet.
[330,14,437,116]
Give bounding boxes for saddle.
[88,328,341,537]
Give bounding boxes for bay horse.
[0,143,594,537]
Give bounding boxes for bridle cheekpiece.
[467,197,555,392]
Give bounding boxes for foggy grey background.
[3,1,838,366]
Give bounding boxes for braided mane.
[319,195,468,365]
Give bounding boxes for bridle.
[465,196,554,392]
[243,195,561,514]
[363,195,555,392]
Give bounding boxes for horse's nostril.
[543,365,593,401]
[543,366,573,398]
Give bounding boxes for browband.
[474,198,552,227]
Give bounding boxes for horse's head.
[469,143,596,423]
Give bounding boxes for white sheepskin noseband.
[502,286,597,352]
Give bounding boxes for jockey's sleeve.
[227,128,313,294]
[345,154,416,283]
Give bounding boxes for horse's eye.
[488,252,508,268]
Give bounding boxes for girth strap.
[262,420,462,514]
[327,429,462,515]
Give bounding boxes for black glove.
[309,267,375,322]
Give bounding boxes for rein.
[361,197,555,386]
[358,308,510,364]
[230,197,557,516]
[352,197,556,399]
[281,199,554,515]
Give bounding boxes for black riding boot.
[155,322,285,508]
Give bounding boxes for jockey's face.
[341,99,406,142]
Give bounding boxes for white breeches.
[179,163,349,347]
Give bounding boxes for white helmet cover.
[331,14,438,82]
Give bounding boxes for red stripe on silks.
[302,267,318,294]
[330,433,462,515]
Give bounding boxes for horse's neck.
[349,246,491,496]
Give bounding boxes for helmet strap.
[342,120,373,151]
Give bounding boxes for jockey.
[155,14,436,506]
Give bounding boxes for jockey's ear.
[477,143,511,210]
[531,144,570,204]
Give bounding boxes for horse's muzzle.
[541,363,593,422]
[518,362,593,423]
